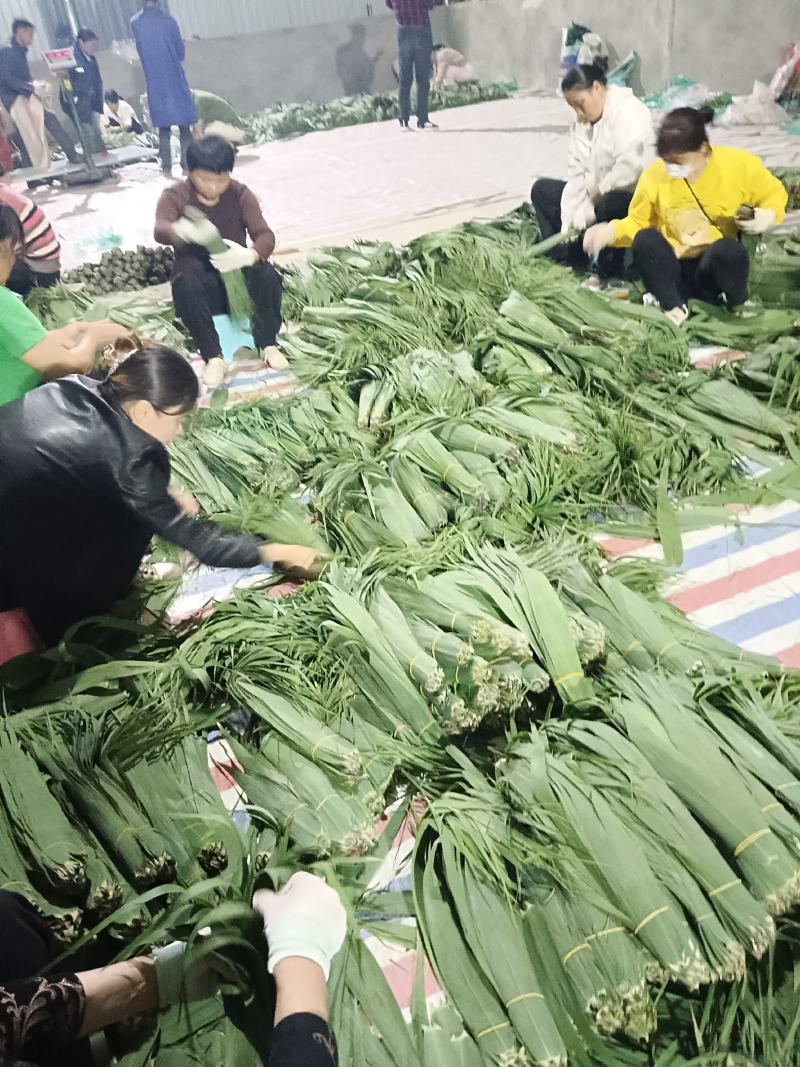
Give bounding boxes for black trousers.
[530,177,633,278]
[158,125,193,173]
[631,229,749,310]
[172,262,284,360]
[398,25,433,124]
[6,260,60,297]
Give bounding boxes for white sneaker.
[664,305,689,327]
[643,292,659,307]
[582,275,602,291]
[262,345,289,370]
[203,356,227,390]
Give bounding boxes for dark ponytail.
[0,203,23,249]
[656,106,714,157]
[99,345,199,414]
[561,62,607,94]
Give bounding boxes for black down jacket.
[0,375,260,644]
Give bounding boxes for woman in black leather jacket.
[0,345,318,646]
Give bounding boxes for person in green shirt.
[0,204,129,406]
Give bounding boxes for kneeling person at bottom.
[154,134,286,390]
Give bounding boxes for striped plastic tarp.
[597,498,800,668]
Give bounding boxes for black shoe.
[417,120,438,130]
[399,119,412,131]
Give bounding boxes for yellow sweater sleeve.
[610,164,659,247]
[743,153,788,222]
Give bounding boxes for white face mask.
[665,162,692,180]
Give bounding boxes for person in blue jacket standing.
[131,0,197,177]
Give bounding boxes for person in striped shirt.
[0,180,60,295]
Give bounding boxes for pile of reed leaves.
[3,196,800,1066]
[243,82,515,145]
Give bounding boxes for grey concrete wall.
[181,15,400,113]
[28,0,800,120]
[670,0,799,91]
[437,0,798,95]
[433,0,675,94]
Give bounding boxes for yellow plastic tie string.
[634,905,669,936]
[316,794,336,812]
[761,802,781,813]
[655,641,678,662]
[695,912,714,923]
[420,720,437,737]
[506,992,544,1008]
[561,943,591,964]
[477,1022,512,1039]
[623,639,644,655]
[776,781,800,791]
[431,634,440,658]
[554,670,583,686]
[586,926,625,942]
[734,827,771,856]
[310,738,325,763]
[286,803,308,821]
[450,611,461,630]
[709,879,742,898]
[408,655,420,680]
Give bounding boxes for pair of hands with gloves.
[153,872,347,1009]
[580,205,777,256]
[171,213,259,272]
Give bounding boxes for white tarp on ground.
[28,94,800,272]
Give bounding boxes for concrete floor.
[14,94,800,271]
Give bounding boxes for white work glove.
[583,221,616,256]
[253,872,347,980]
[737,207,776,235]
[172,214,221,248]
[211,239,259,273]
[153,940,221,1009]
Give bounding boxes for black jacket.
[0,39,34,111]
[0,376,261,645]
[63,42,103,121]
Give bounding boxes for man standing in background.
[64,28,105,156]
[386,0,443,130]
[0,19,49,169]
[0,19,79,171]
[131,0,197,178]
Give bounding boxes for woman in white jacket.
[531,64,654,280]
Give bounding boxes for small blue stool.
[213,314,254,364]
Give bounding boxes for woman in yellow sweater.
[583,106,787,325]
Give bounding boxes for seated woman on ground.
[0,203,129,407]
[0,345,322,648]
[583,106,788,325]
[431,43,477,89]
[530,63,655,284]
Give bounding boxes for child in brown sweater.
[154,135,285,389]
